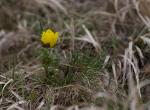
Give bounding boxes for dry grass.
[0,0,150,110]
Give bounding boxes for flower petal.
[49,33,55,48]
[54,32,58,44]
[41,28,58,48]
[41,29,53,44]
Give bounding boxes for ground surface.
[0,0,150,110]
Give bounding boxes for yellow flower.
[41,28,58,48]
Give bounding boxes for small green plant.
[38,26,106,89]
[39,28,62,86]
[111,37,119,50]
[62,51,105,88]
[39,48,61,86]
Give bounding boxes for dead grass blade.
[139,79,150,89]
[112,61,118,85]
[36,100,45,110]
[120,41,145,110]
[102,55,110,69]
[135,46,144,65]
[35,0,68,14]
[0,81,5,85]
[2,79,13,96]
[127,42,138,110]
[75,25,101,52]
[7,101,26,110]
[140,36,150,47]
[50,0,68,15]
[10,90,24,101]
[134,0,150,29]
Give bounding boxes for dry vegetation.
[0,0,150,110]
